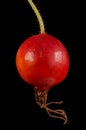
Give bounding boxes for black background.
[1,0,83,129]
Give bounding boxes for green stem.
[27,0,45,34]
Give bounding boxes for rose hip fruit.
[16,33,69,91]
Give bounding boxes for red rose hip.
[16,34,69,91]
[15,0,70,124]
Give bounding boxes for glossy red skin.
[16,34,69,91]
